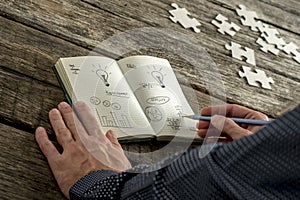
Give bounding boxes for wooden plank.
[1,0,133,48]
[0,121,198,199]
[208,0,300,34]
[1,0,299,117]
[1,0,299,52]
[0,67,65,132]
[0,16,89,86]
[0,1,299,197]
[0,64,220,130]
[0,123,65,200]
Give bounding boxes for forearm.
[69,170,129,199]
[120,104,300,199]
[70,105,300,199]
[69,144,222,200]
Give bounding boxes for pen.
[183,115,272,125]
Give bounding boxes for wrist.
[69,170,118,199]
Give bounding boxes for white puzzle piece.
[256,38,280,55]
[239,66,274,90]
[211,14,241,36]
[259,24,286,49]
[283,42,300,64]
[282,42,299,55]
[225,42,256,66]
[236,5,261,32]
[169,3,201,33]
[293,54,300,64]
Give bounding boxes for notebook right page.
[117,55,198,140]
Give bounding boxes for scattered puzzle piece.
[211,14,241,36]
[282,42,299,55]
[236,5,261,32]
[293,53,300,64]
[255,20,265,31]
[238,66,274,90]
[282,42,300,64]
[258,23,286,49]
[225,42,256,66]
[169,3,201,33]
[256,38,280,55]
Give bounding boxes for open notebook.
[54,55,199,142]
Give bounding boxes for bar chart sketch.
[96,109,132,128]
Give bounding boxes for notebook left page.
[55,56,154,140]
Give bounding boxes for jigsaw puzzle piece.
[225,42,256,66]
[293,54,300,64]
[283,42,300,64]
[211,14,241,36]
[236,5,261,32]
[261,34,286,50]
[169,3,201,33]
[256,38,279,55]
[238,66,274,90]
[258,23,286,49]
[169,3,190,23]
[282,42,299,55]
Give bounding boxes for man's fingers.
[74,101,106,140]
[200,105,227,117]
[200,104,267,120]
[211,115,252,140]
[105,130,121,147]
[49,108,74,147]
[197,121,210,130]
[197,129,207,138]
[35,127,60,160]
[58,102,86,142]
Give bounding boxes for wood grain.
[0,0,300,199]
[0,123,65,200]
[0,16,89,86]
[0,66,65,132]
[1,0,299,118]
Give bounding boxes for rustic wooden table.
[1,0,299,199]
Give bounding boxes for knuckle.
[254,111,268,120]
[67,122,78,131]
[59,103,73,113]
[259,113,268,120]
[75,102,88,112]
[57,127,70,136]
[41,140,52,150]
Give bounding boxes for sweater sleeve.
[70,105,300,200]
[69,170,118,199]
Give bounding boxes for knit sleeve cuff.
[69,170,118,199]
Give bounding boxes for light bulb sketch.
[151,71,165,88]
[96,67,110,87]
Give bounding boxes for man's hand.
[197,104,268,142]
[35,101,131,199]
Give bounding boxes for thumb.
[105,130,121,147]
[211,115,252,140]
